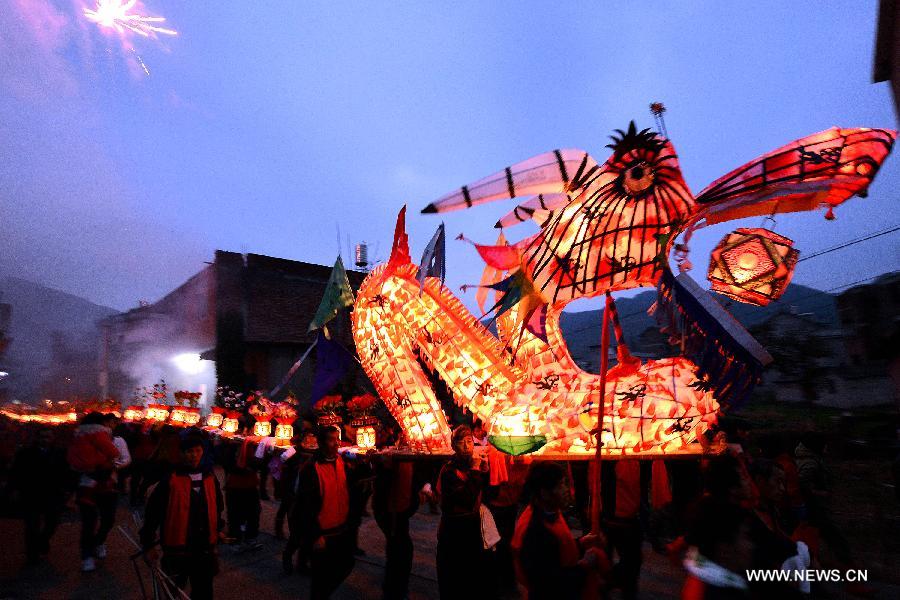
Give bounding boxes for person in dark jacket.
[600,459,650,600]
[140,434,224,600]
[295,425,359,599]
[222,437,262,550]
[372,450,430,600]
[435,425,495,600]
[9,427,70,565]
[281,439,315,574]
[512,461,608,600]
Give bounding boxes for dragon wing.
[695,127,896,224]
[422,149,599,214]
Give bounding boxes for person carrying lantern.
[140,434,225,600]
[512,461,609,599]
[66,411,120,572]
[295,425,363,599]
[600,459,672,600]
[435,424,498,599]
[372,438,432,600]
[221,434,263,551]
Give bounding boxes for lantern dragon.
[352,124,895,456]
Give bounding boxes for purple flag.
[309,331,353,406]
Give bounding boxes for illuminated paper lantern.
[275,423,293,441]
[351,415,378,450]
[183,407,201,427]
[206,408,225,428]
[708,228,799,306]
[170,407,187,426]
[123,406,144,422]
[146,403,170,422]
[221,412,240,435]
[352,123,894,457]
[356,426,377,449]
[273,402,298,444]
[253,419,272,437]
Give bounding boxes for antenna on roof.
[335,223,343,262]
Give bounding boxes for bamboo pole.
[590,292,613,534]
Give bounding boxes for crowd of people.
[0,412,883,599]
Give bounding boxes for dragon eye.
[622,161,655,195]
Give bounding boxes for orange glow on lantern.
[206,412,224,428]
[170,407,187,426]
[356,425,377,449]
[123,406,144,422]
[146,404,169,422]
[253,420,272,437]
[275,423,293,440]
[708,228,799,306]
[221,417,239,434]
[351,252,721,457]
[183,408,201,427]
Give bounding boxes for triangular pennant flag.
[486,272,525,317]
[474,240,520,270]
[524,303,548,342]
[475,232,508,313]
[417,223,446,290]
[308,256,354,332]
[309,331,353,405]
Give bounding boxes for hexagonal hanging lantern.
[708,228,799,306]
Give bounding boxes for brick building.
[99,251,366,408]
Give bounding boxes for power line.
[797,224,900,263]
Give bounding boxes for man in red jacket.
[295,425,359,600]
[67,412,120,572]
[141,434,224,600]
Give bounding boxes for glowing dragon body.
[353,125,895,456]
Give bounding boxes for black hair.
[317,424,340,442]
[180,434,205,452]
[523,461,567,503]
[451,425,472,446]
[80,411,105,425]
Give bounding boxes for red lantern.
[253,419,272,437]
[206,407,225,428]
[708,228,799,306]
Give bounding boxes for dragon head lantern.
[352,123,894,457]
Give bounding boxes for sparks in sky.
[83,0,177,39]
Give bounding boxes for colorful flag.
[310,331,354,405]
[417,223,446,290]
[308,256,354,332]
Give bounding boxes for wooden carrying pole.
[590,292,613,534]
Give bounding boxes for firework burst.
[83,0,177,39]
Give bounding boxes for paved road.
[0,491,690,600]
[2,495,895,599]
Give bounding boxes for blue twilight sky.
[1,1,898,312]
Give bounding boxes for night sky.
[2,1,898,312]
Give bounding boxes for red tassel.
[825,206,836,221]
